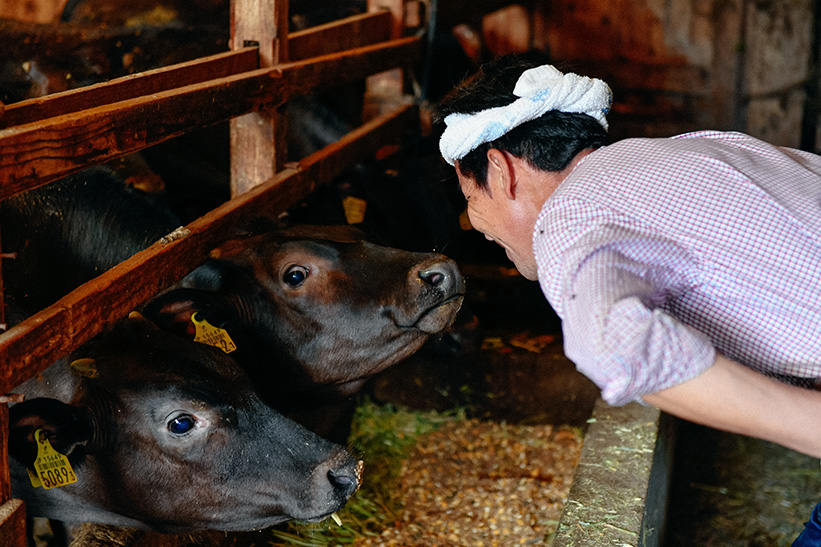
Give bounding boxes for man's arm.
[642,353,821,458]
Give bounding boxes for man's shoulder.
[590,131,731,159]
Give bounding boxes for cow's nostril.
[419,269,445,286]
[328,468,358,497]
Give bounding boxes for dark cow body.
[2,166,181,313]
[3,167,465,438]
[9,312,361,532]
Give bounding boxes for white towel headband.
[439,64,612,166]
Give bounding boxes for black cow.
[9,311,361,532]
[143,223,465,436]
[2,165,181,313]
[3,167,465,438]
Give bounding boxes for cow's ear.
[180,260,233,292]
[141,288,237,337]
[8,398,96,465]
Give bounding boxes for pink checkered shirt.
[533,131,821,405]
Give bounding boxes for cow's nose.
[418,259,463,294]
[327,467,358,498]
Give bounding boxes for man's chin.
[507,255,538,281]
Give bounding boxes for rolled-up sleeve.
[537,215,716,405]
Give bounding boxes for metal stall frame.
[0,1,421,543]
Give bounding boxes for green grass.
[264,398,466,547]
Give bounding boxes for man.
[436,52,821,459]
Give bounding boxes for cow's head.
[144,225,465,400]
[9,314,361,532]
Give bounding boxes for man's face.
[456,163,539,280]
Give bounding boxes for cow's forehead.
[274,224,366,242]
[80,318,249,385]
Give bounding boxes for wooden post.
[0,399,26,547]
[229,0,290,196]
[0,214,25,547]
[711,0,746,132]
[0,402,11,504]
[0,0,69,23]
[366,0,409,120]
[368,0,405,39]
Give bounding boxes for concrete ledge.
[553,400,675,547]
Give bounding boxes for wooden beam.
[0,401,26,547]
[1,48,260,129]
[366,0,410,119]
[231,0,288,67]
[368,0,406,39]
[0,0,69,23]
[1,11,395,129]
[0,104,418,394]
[0,36,421,201]
[0,403,9,501]
[0,499,26,547]
[289,11,393,61]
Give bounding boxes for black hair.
[436,52,609,187]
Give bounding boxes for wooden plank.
[1,48,260,129]
[230,0,290,196]
[0,36,421,201]
[368,0,405,39]
[0,221,7,332]
[0,400,26,547]
[231,0,288,67]
[0,66,277,200]
[0,0,68,23]
[289,11,393,61]
[366,1,409,117]
[711,0,745,130]
[0,499,26,547]
[1,11,395,129]
[0,104,417,395]
[0,403,8,501]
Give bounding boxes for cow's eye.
[283,265,309,287]
[167,414,197,435]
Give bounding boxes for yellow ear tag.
[70,358,99,378]
[27,467,42,488]
[342,196,367,224]
[31,429,77,489]
[191,313,236,354]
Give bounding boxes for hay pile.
[356,419,583,547]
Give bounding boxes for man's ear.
[9,398,96,465]
[486,148,517,200]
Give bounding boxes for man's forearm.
[642,353,821,458]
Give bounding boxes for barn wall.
[443,0,818,149]
[0,0,68,23]
[3,0,817,149]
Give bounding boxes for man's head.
[436,52,610,187]
[436,53,611,279]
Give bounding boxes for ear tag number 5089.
[29,429,77,489]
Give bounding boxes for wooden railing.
[0,1,420,543]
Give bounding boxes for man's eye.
[168,414,196,435]
[283,265,309,287]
